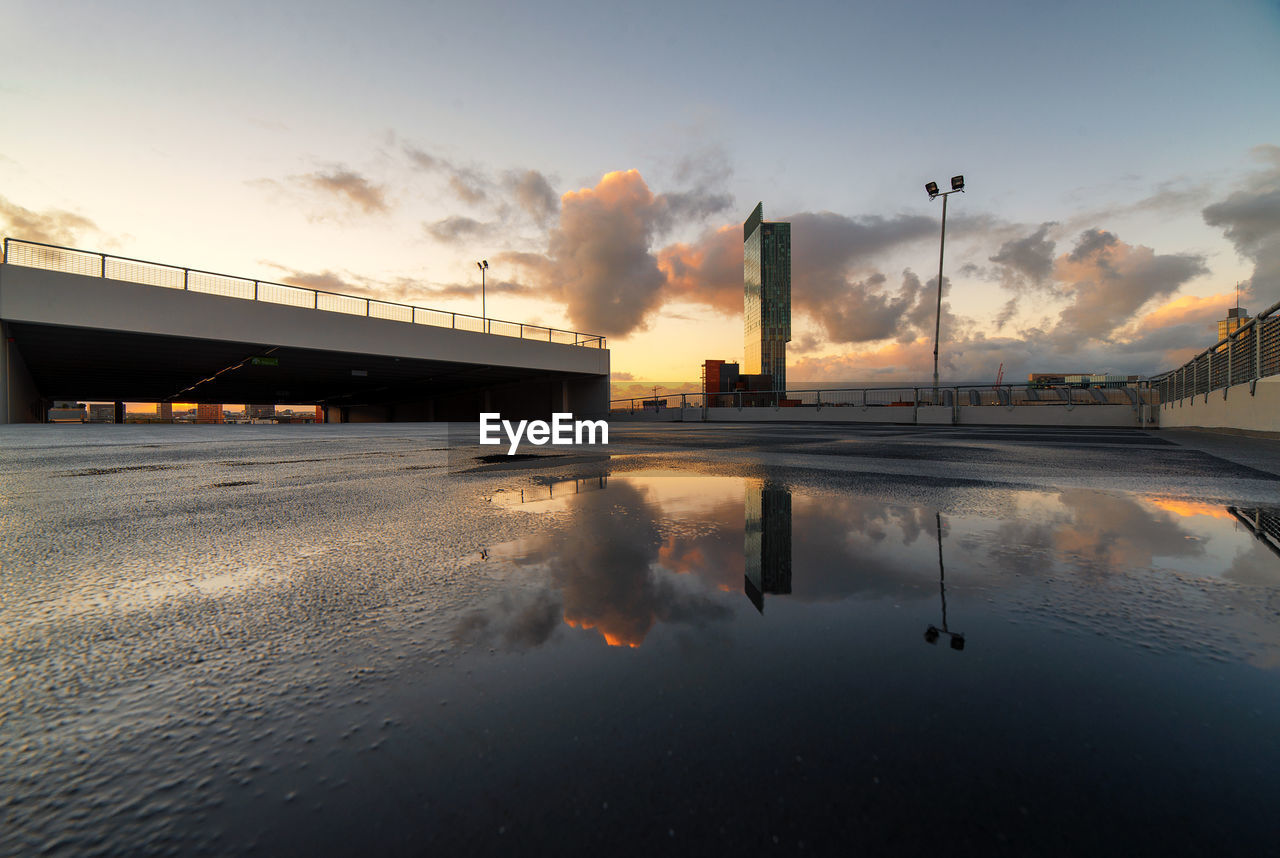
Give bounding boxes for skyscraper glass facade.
[743,203,791,392]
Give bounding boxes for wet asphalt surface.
[1,421,1278,856]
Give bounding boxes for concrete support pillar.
[114,401,125,424]
[0,321,8,426]
[1,320,42,424]
[562,379,570,413]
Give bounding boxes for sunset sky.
[2,0,1278,388]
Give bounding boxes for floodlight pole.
[933,192,947,391]
[477,260,489,333]
[927,183,963,392]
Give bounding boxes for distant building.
[48,401,86,423]
[157,402,173,421]
[87,403,116,423]
[743,202,791,394]
[1029,372,1140,388]
[196,403,224,424]
[274,407,322,423]
[702,359,740,405]
[1218,306,1250,343]
[1028,373,1087,387]
[246,403,275,421]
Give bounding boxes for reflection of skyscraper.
[745,481,792,613]
[743,203,791,393]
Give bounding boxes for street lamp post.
[924,175,965,393]
[476,259,489,333]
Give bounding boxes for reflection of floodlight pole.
[924,511,965,651]
[476,259,489,333]
[924,175,965,393]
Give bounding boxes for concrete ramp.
[0,241,608,422]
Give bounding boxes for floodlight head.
[950,634,965,651]
[924,625,940,644]
[477,259,488,270]
[925,181,939,198]
[951,175,964,191]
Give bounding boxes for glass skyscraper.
[743,202,791,392]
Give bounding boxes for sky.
[2,0,1279,392]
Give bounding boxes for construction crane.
[994,362,1004,388]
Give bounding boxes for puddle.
[8,455,1280,855]
[475,471,1280,658]
[407,469,1280,854]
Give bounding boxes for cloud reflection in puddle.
[465,471,1280,666]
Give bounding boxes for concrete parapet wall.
[958,403,1144,427]
[614,403,1145,427]
[1158,376,1280,433]
[702,406,918,424]
[917,406,953,425]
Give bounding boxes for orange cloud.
[1147,498,1235,521]
[657,224,742,314]
[563,615,642,648]
[561,169,647,208]
[658,536,706,575]
[1051,230,1207,342]
[1134,291,1236,331]
[789,338,936,382]
[1087,288,1240,369]
[303,167,389,214]
[506,169,668,337]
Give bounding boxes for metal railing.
[0,238,607,349]
[612,382,1156,414]
[1150,298,1280,405]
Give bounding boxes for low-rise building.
[48,401,87,423]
